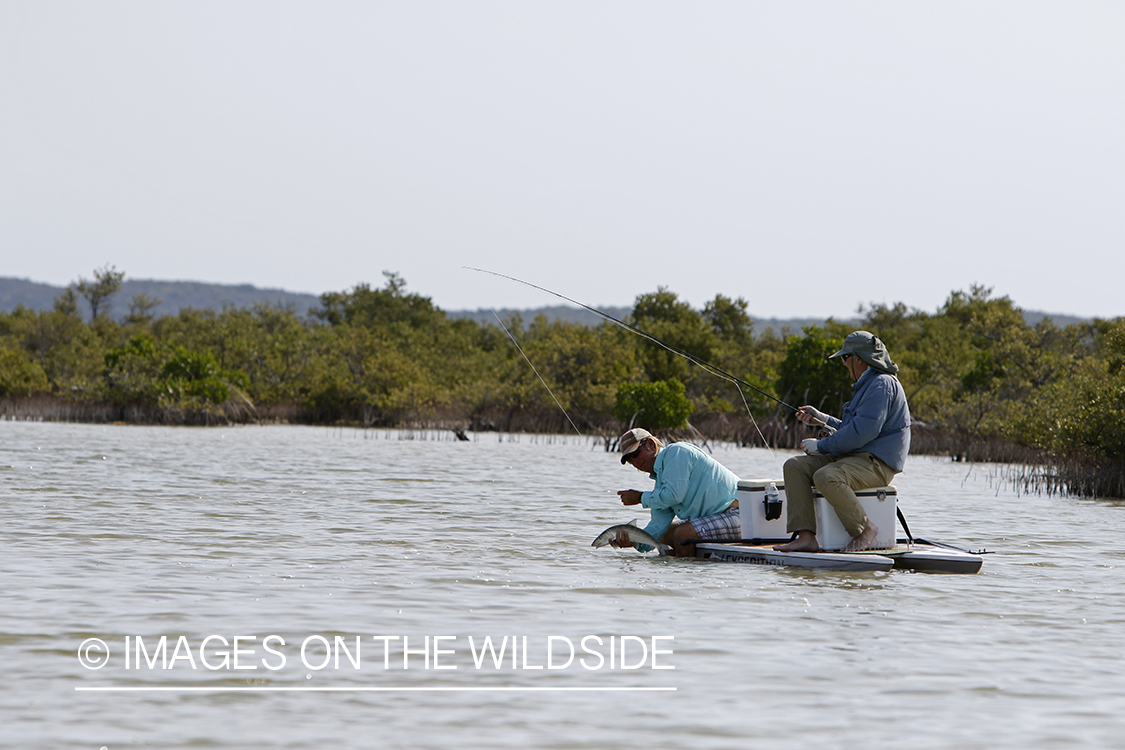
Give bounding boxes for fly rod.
[464,266,802,414]
[489,307,584,438]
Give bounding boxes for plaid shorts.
[690,503,741,540]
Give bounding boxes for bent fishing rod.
[464,266,803,415]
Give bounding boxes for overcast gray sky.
[2,2,1122,319]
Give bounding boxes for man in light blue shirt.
[774,331,911,553]
[615,428,740,557]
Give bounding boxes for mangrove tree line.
[2,269,1123,496]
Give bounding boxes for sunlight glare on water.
[2,422,1125,749]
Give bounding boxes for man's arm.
[642,508,676,547]
[818,378,891,455]
[641,448,692,511]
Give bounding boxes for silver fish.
[591,519,671,555]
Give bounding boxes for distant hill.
[446,307,863,337]
[1022,310,1090,329]
[447,305,633,327]
[0,277,323,319]
[0,277,59,313]
[0,276,1093,332]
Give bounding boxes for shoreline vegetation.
[2,267,1123,499]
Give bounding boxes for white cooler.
[814,486,897,551]
[736,479,789,541]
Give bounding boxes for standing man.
[774,331,911,553]
[615,428,740,557]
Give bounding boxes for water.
[3,422,1125,749]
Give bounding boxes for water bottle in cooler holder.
[763,482,782,521]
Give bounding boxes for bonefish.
[591,520,671,556]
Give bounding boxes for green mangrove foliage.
[104,335,247,409]
[0,340,49,396]
[775,324,853,415]
[613,379,693,430]
[2,271,1124,494]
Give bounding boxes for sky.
[1,1,1122,319]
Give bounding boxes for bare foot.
[842,523,879,552]
[774,531,820,552]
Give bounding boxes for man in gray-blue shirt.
[774,331,911,553]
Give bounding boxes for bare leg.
[773,530,820,552]
[843,523,879,553]
[668,522,698,558]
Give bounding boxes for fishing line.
[466,266,799,413]
[465,265,837,427]
[490,308,584,438]
[470,265,841,470]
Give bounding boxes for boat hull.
[695,540,983,574]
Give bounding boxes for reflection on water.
[3,422,1125,749]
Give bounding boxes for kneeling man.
[615,428,740,558]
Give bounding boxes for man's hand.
[617,489,642,506]
[801,438,820,455]
[796,405,830,426]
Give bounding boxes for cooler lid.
[737,479,784,491]
[811,485,897,498]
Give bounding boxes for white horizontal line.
[75,686,676,692]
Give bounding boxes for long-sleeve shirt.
[815,369,911,472]
[640,442,740,542]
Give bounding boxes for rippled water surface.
[3,422,1125,749]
